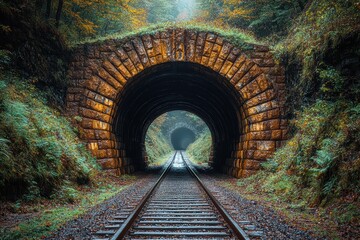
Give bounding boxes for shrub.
[252,100,360,207]
[187,130,212,165]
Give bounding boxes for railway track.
[93,151,250,240]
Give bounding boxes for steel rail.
[111,151,178,240]
[180,151,250,240]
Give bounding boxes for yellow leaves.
[64,7,98,35]
[126,4,147,29]
[228,8,252,20]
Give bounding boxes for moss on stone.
[70,22,260,51]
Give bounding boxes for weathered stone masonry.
[66,28,288,178]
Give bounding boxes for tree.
[55,0,63,27]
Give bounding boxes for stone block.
[142,34,153,49]
[253,150,273,160]
[213,58,225,72]
[256,74,270,91]
[239,169,257,178]
[94,130,111,140]
[103,61,127,85]
[97,140,114,149]
[206,33,216,42]
[218,42,233,60]
[248,140,275,151]
[208,44,221,67]
[254,45,269,52]
[247,130,272,140]
[203,41,214,57]
[185,39,196,62]
[240,79,262,100]
[80,108,111,123]
[230,61,254,85]
[98,158,118,169]
[98,67,123,90]
[132,37,151,68]
[220,60,234,76]
[97,81,117,100]
[242,159,261,170]
[127,50,143,72]
[271,130,282,140]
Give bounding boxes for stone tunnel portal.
[66,28,288,178]
[171,127,196,150]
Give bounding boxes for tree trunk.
[55,0,63,28]
[46,0,52,19]
[35,0,45,15]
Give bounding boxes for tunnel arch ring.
[66,28,288,178]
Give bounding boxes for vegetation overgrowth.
[145,114,173,166]
[0,0,359,237]
[187,130,212,166]
[71,21,258,50]
[145,111,210,166]
[240,100,360,206]
[0,67,99,201]
[274,0,360,102]
[0,174,135,239]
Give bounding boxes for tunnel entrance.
[113,62,242,172]
[66,28,288,178]
[171,127,195,150]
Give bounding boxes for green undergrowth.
[145,114,173,166]
[238,100,360,222]
[274,0,360,95]
[0,68,99,201]
[187,130,212,166]
[0,179,131,240]
[71,21,259,50]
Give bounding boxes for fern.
[311,138,337,174]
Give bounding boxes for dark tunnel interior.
[171,127,196,150]
[113,62,243,170]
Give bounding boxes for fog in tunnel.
[171,127,196,150]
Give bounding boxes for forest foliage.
[145,111,210,165]
[0,0,358,218]
[0,53,98,201]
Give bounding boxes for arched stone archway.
[166,122,199,145]
[66,28,288,178]
[170,127,196,150]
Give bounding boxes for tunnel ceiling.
[66,28,288,178]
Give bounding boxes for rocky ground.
[200,173,318,240]
[46,171,160,240]
[47,169,323,239]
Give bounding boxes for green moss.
[70,21,259,50]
